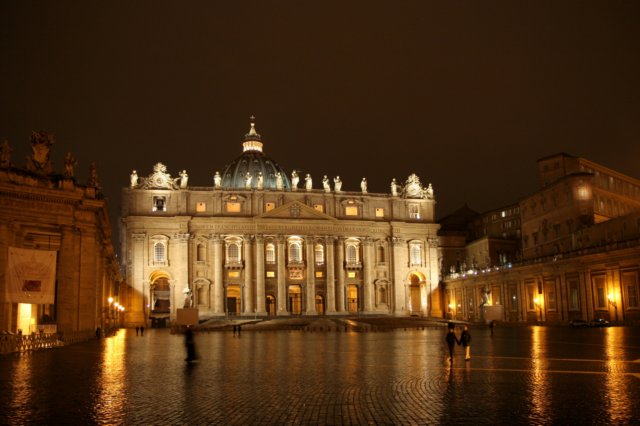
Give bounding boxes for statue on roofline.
[63,152,77,178]
[26,131,54,175]
[0,139,12,168]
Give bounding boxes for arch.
[314,243,325,265]
[266,295,276,316]
[377,245,386,263]
[265,243,276,264]
[347,284,359,313]
[408,271,426,315]
[315,294,325,315]
[149,270,172,315]
[196,243,206,262]
[226,285,241,316]
[288,285,302,315]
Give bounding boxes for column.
[336,237,345,313]
[243,235,253,315]
[391,237,407,316]
[277,236,288,315]
[170,233,190,317]
[212,235,224,314]
[325,237,336,314]
[306,238,317,315]
[363,238,374,313]
[255,235,266,315]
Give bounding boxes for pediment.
[259,201,335,220]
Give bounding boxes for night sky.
[2,2,639,246]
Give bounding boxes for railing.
[0,329,102,354]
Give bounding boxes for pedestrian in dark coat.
[185,327,197,363]
[460,325,472,360]
[446,325,459,362]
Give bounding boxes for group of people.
[135,326,145,336]
[445,323,471,362]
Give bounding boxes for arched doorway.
[288,285,302,315]
[149,271,171,328]
[226,285,241,316]
[315,294,325,315]
[347,285,359,313]
[266,295,276,316]
[408,272,425,315]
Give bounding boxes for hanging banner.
[5,247,57,304]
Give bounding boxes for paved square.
[1,324,640,424]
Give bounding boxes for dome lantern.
[242,116,263,153]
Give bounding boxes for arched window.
[377,245,385,263]
[227,243,240,262]
[154,242,166,263]
[410,243,422,266]
[315,244,324,265]
[265,243,276,264]
[346,245,358,265]
[196,243,205,262]
[289,242,302,263]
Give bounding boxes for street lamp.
[607,293,618,322]
[533,297,543,323]
[448,302,455,320]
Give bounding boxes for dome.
[220,120,291,190]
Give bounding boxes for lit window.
[265,243,276,264]
[345,206,358,216]
[154,242,166,263]
[314,204,324,213]
[266,271,276,278]
[196,202,206,212]
[226,202,241,213]
[347,272,356,278]
[375,208,384,218]
[315,271,324,278]
[408,204,420,219]
[228,271,240,278]
[501,211,506,218]
[315,244,324,265]
[265,202,275,212]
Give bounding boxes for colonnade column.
[363,238,374,313]
[212,235,224,314]
[325,236,336,314]
[276,236,288,315]
[243,235,253,315]
[255,235,266,315]
[392,237,407,316]
[336,237,345,312]
[305,238,317,314]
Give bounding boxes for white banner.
[5,247,57,304]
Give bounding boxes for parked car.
[569,319,589,328]
[589,318,610,327]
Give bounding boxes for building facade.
[121,121,441,326]
[0,133,122,336]
[441,153,640,324]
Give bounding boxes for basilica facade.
[120,121,441,327]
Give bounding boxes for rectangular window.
[547,290,557,311]
[265,202,275,212]
[347,271,356,278]
[266,271,276,278]
[592,275,606,309]
[568,277,580,311]
[622,271,639,308]
[345,206,358,216]
[408,204,420,219]
[313,204,324,213]
[196,202,206,212]
[226,202,241,213]
[315,271,324,278]
[228,271,240,278]
[375,208,384,218]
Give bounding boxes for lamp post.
[607,293,618,323]
[534,297,542,323]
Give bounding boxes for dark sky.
[2,1,639,243]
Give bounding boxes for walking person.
[460,325,472,361]
[135,326,139,336]
[185,326,197,363]
[446,323,459,362]
[140,325,144,336]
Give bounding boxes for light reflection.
[604,327,630,423]
[9,355,34,423]
[92,329,127,424]
[528,326,550,423]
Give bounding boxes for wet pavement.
[1,325,640,425]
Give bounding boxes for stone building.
[441,153,640,324]
[120,121,441,327]
[0,133,122,336]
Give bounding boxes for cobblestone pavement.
[1,324,640,425]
